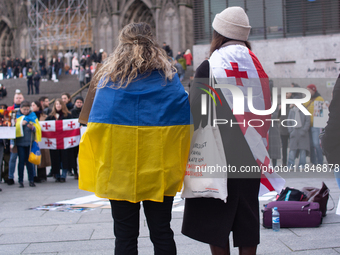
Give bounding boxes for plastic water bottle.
[272,207,280,232]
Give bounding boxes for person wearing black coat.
[33,71,41,94]
[49,57,59,80]
[181,7,267,255]
[45,99,75,182]
[69,96,84,179]
[21,58,27,78]
[6,57,13,78]
[1,58,7,78]
[26,59,33,70]
[321,74,340,189]
[61,92,73,110]
[91,50,98,63]
[0,84,7,99]
[13,58,20,78]
[39,55,46,77]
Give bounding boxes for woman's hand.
[22,120,27,125]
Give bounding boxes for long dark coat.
[45,113,76,174]
[182,60,261,248]
[322,73,340,164]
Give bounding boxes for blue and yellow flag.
[16,112,42,142]
[79,71,192,203]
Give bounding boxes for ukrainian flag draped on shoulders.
[79,71,192,203]
[15,111,42,142]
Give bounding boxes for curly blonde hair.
[94,22,176,89]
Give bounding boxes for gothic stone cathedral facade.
[0,0,193,59]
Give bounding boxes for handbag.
[181,67,228,202]
[301,182,334,217]
[28,140,41,165]
[276,187,306,201]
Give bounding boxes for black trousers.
[27,81,34,95]
[110,196,176,255]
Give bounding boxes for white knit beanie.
[212,6,251,41]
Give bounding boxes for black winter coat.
[321,74,340,165]
[182,60,261,248]
[45,112,76,173]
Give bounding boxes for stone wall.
[193,34,340,101]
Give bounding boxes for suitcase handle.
[301,203,310,211]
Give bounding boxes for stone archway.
[121,0,156,32]
[0,20,13,58]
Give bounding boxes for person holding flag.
[79,22,191,255]
[181,7,284,255]
[14,101,42,188]
[45,99,75,182]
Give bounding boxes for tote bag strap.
[207,64,217,126]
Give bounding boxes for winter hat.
[74,96,84,103]
[212,6,251,41]
[307,84,317,92]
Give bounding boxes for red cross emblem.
[68,121,75,129]
[43,123,51,130]
[45,139,53,147]
[225,62,248,86]
[69,138,76,146]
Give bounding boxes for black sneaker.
[47,172,53,177]
[55,178,61,182]
[7,179,15,185]
[60,178,66,183]
[74,173,79,180]
[29,182,36,187]
[19,182,24,188]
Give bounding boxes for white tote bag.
[182,68,228,202]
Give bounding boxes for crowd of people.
[0,50,107,97]
[0,91,84,188]
[1,57,33,79]
[162,42,193,82]
[268,83,326,169]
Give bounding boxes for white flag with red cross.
[39,119,81,150]
[209,44,285,196]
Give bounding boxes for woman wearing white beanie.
[182,6,274,255]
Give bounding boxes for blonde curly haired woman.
[79,22,191,255]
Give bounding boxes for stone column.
[178,2,193,52]
[153,6,161,42]
[112,13,120,51]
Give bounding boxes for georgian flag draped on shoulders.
[209,44,285,196]
[79,71,192,203]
